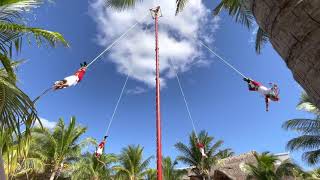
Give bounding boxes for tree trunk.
[0,153,6,180]
[49,170,56,180]
[247,0,320,108]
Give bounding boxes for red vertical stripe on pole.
[155,9,163,180]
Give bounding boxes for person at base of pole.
[243,78,280,111]
[53,62,87,90]
[95,136,108,158]
[196,141,207,158]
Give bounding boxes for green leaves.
[245,152,301,180]
[213,0,254,29]
[114,145,153,179]
[175,0,189,16]
[283,92,320,165]
[255,27,269,54]
[105,0,141,10]
[0,22,69,48]
[175,130,230,178]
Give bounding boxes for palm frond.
[286,135,320,151]
[282,118,320,135]
[175,0,189,16]
[213,0,254,28]
[0,54,16,81]
[302,149,320,165]
[105,0,140,11]
[297,92,320,114]
[255,27,269,54]
[0,75,37,135]
[0,22,69,47]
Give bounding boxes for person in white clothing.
[244,78,280,111]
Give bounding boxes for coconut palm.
[0,0,68,134]
[175,130,227,179]
[70,152,117,180]
[145,169,156,180]
[245,152,303,180]
[162,156,186,180]
[114,145,153,180]
[216,148,234,159]
[283,92,320,165]
[30,117,94,180]
[1,128,46,179]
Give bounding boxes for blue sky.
[15,0,314,169]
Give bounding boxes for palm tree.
[70,152,117,180]
[175,131,227,179]
[30,117,94,180]
[0,0,68,135]
[162,156,186,180]
[0,1,68,177]
[1,128,46,179]
[216,148,235,159]
[245,152,303,180]
[283,92,320,165]
[145,169,156,180]
[114,145,153,180]
[106,0,320,110]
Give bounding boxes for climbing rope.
[198,41,247,79]
[169,59,199,139]
[104,73,129,137]
[87,12,149,68]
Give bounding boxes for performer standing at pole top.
[243,78,280,112]
[53,62,87,90]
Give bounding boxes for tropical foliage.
[283,92,320,165]
[175,130,231,179]
[162,156,186,180]
[114,145,153,180]
[245,152,303,180]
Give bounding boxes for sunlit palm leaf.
[0,22,69,47]
[255,27,269,54]
[212,0,254,28]
[106,0,141,10]
[282,118,320,135]
[175,0,188,15]
[0,75,37,134]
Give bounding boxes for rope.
[86,13,149,68]
[102,18,153,137]
[104,73,130,137]
[33,87,53,103]
[168,59,198,139]
[198,41,247,79]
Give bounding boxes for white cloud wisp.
[90,0,219,87]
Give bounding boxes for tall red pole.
[154,6,163,180]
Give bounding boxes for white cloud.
[126,86,148,95]
[34,118,56,129]
[89,0,219,86]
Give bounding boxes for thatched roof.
[211,151,257,180]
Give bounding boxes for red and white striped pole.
[151,6,163,180]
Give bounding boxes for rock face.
[249,0,320,108]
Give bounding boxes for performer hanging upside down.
[196,141,208,158]
[95,136,108,158]
[53,62,87,90]
[243,78,280,112]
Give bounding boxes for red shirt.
[98,141,105,149]
[251,80,261,87]
[197,143,204,149]
[75,68,87,82]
